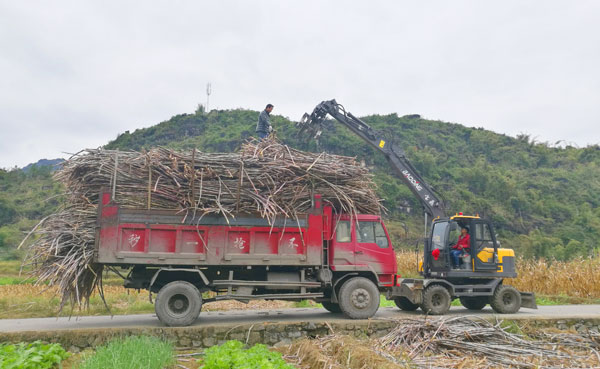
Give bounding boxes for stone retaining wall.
[0,320,396,352]
[2,317,599,352]
[511,317,600,333]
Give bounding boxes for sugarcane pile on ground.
[377,316,600,368]
[21,138,380,310]
[281,316,600,369]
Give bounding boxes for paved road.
[1,305,599,333]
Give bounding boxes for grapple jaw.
[297,101,338,140]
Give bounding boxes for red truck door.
[354,220,396,276]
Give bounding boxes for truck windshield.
[357,221,389,248]
[431,221,448,250]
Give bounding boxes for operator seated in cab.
[450,226,470,268]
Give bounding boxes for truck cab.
[330,214,398,286]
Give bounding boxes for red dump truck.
[96,190,399,326]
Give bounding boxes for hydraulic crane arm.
[299,99,445,219]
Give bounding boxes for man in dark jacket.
[256,104,274,139]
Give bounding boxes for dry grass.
[0,283,294,319]
[0,285,153,319]
[279,335,403,369]
[396,250,600,299]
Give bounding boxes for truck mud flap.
[520,292,537,309]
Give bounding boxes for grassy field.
[1,253,600,319]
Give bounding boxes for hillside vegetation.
[1,107,598,261]
[0,165,63,259]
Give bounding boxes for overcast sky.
[1,1,599,168]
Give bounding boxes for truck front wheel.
[421,285,451,315]
[155,281,202,327]
[338,277,380,319]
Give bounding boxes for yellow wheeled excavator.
[299,99,537,314]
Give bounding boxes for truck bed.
[94,193,327,267]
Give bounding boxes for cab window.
[335,221,351,242]
[357,221,389,248]
[475,223,494,249]
[447,222,461,246]
[431,221,448,249]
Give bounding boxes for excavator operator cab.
[422,214,517,279]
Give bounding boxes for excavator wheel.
[394,296,419,311]
[459,296,488,310]
[490,285,521,314]
[420,285,451,315]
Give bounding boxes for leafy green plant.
[0,341,69,369]
[199,340,295,369]
[76,336,174,369]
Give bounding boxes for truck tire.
[321,301,342,313]
[155,281,202,327]
[459,296,488,310]
[490,285,521,314]
[337,277,380,319]
[421,285,451,315]
[394,296,419,311]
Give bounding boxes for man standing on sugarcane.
[256,104,274,139]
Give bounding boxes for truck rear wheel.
[459,296,488,310]
[421,285,451,315]
[321,301,342,313]
[338,277,380,319]
[155,281,202,327]
[490,285,521,314]
[394,296,419,311]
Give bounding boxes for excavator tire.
[490,285,521,314]
[421,285,451,315]
[394,296,419,311]
[459,296,488,310]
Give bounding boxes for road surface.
[1,305,599,333]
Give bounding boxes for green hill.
[2,108,599,261]
[0,165,63,259]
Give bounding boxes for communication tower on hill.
[206,83,212,113]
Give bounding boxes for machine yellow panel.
[477,247,514,273]
[497,248,515,260]
[418,260,423,272]
[477,248,495,263]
